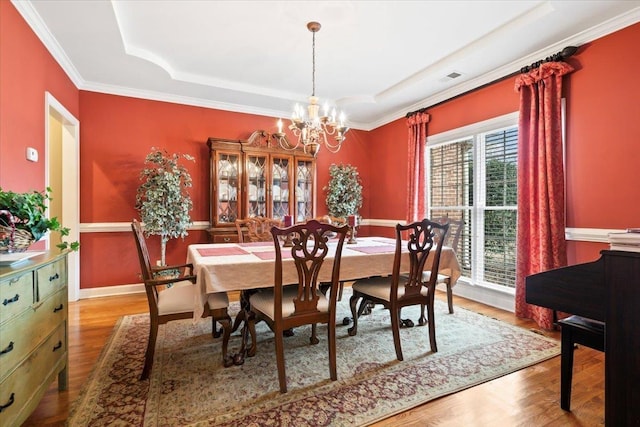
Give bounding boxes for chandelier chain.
[311,30,316,97]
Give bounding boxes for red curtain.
[514,62,574,330]
[406,112,430,222]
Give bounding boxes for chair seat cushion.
[157,281,229,315]
[421,271,449,283]
[157,280,198,315]
[352,276,429,302]
[206,291,230,310]
[249,286,329,321]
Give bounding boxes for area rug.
[67,292,559,426]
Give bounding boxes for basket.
[0,210,35,253]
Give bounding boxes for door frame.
[45,92,80,301]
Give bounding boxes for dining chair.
[131,219,232,379]
[232,216,283,343]
[347,218,449,360]
[425,217,464,314]
[235,216,281,243]
[246,219,349,393]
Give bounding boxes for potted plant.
[0,187,79,253]
[323,164,363,219]
[135,147,194,266]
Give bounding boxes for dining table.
[186,236,462,321]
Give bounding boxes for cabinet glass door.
[295,159,314,223]
[271,156,291,221]
[246,154,268,217]
[215,152,240,224]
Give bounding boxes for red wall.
[368,22,640,264]
[0,1,79,191]
[3,0,640,289]
[78,92,372,288]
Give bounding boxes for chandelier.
[273,22,348,156]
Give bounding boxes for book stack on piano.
[609,228,640,252]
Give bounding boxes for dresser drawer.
[212,234,240,244]
[0,272,34,325]
[0,289,67,382]
[0,323,66,427]
[36,257,67,300]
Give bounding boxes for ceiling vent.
[438,71,463,84]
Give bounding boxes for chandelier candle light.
[273,22,349,156]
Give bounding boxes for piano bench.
[558,315,605,411]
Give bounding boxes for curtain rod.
[406,46,579,118]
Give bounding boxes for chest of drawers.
[0,251,68,427]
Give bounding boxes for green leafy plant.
[135,147,194,266]
[323,164,363,218]
[0,187,79,252]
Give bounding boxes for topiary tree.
[135,147,194,266]
[323,164,363,219]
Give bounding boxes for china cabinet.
[207,131,315,243]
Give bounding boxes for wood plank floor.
[22,289,604,426]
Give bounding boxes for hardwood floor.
[22,289,604,426]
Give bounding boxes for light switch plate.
[26,147,38,162]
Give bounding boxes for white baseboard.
[78,282,145,299]
[450,279,515,313]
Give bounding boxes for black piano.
[526,250,640,425]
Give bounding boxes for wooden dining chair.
[246,219,349,393]
[232,216,282,341]
[235,216,281,243]
[425,217,464,314]
[347,218,449,360]
[131,219,232,379]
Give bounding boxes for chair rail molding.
[79,221,621,245]
[80,221,210,233]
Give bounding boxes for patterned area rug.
[68,293,559,426]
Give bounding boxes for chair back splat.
[395,220,448,303]
[247,219,349,393]
[348,218,449,361]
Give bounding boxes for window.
[427,113,518,291]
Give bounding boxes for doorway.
[45,92,80,301]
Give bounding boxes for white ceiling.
[14,1,640,130]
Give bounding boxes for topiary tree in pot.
[323,164,363,219]
[135,147,194,266]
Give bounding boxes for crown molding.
[11,0,85,88]
[368,6,640,130]
[14,1,639,131]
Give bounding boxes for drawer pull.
[223,237,231,242]
[0,393,15,412]
[53,340,63,351]
[53,303,64,313]
[0,341,14,355]
[49,272,60,281]
[2,294,19,306]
